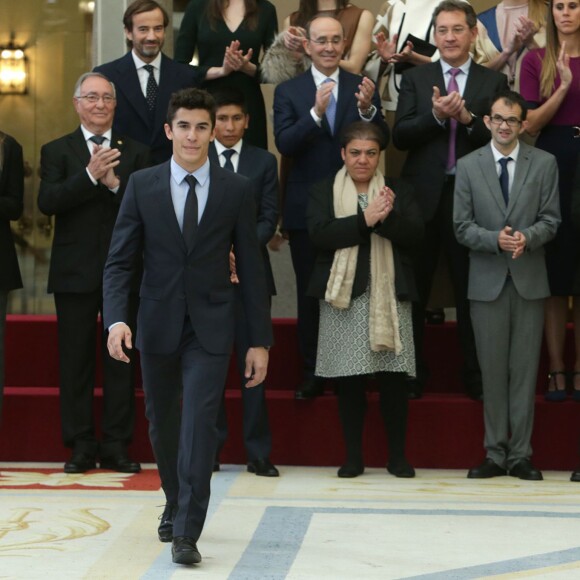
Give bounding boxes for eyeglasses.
[308,36,344,47]
[489,114,522,127]
[76,93,116,104]
[435,26,469,36]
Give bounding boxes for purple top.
[520,48,580,125]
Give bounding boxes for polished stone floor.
[2,463,580,579]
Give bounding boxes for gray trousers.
[470,279,544,470]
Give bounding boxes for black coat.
[38,128,150,294]
[306,175,423,302]
[0,132,23,291]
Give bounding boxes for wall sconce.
[0,37,28,95]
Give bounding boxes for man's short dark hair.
[210,87,247,114]
[123,0,169,48]
[340,121,388,150]
[166,88,216,128]
[433,0,478,29]
[490,89,529,121]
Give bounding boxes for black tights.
[336,372,409,466]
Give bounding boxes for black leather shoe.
[387,458,416,478]
[406,377,424,399]
[509,459,543,481]
[100,455,141,473]
[337,462,364,478]
[571,468,580,482]
[295,377,324,400]
[64,452,96,474]
[172,536,201,565]
[467,458,507,479]
[158,503,176,542]
[247,458,279,477]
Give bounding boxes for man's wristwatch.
[465,111,477,128]
[358,104,377,119]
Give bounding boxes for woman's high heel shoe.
[544,371,567,402]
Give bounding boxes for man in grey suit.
[454,90,560,481]
[104,89,272,565]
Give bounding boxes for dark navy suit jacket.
[209,141,278,295]
[103,161,273,356]
[94,52,202,165]
[273,67,388,230]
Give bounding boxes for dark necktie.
[222,149,235,172]
[143,64,158,114]
[183,175,198,252]
[89,135,106,145]
[323,77,337,134]
[499,157,512,206]
[446,68,462,171]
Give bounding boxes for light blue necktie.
[323,77,337,134]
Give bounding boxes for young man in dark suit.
[209,88,279,477]
[273,15,388,399]
[104,88,272,566]
[94,0,202,164]
[393,0,509,400]
[38,72,149,474]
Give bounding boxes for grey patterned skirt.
[315,287,415,378]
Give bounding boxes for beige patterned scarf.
[325,166,401,354]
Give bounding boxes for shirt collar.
[490,140,520,164]
[311,65,340,86]
[214,139,243,157]
[80,125,112,143]
[132,51,162,71]
[171,156,211,188]
[440,56,472,76]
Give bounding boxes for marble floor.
[2,463,580,579]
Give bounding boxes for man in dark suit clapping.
[94,0,202,164]
[38,72,149,474]
[393,0,508,400]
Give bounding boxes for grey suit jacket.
[453,141,561,302]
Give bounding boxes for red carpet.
[0,467,161,490]
[3,316,580,469]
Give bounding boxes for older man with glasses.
[38,72,149,474]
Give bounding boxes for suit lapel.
[334,69,355,134]
[463,61,485,104]
[156,161,188,252]
[117,53,150,127]
[237,142,252,176]
[154,55,174,132]
[194,164,227,251]
[433,61,447,96]
[68,127,91,166]
[479,146,507,213]
[506,142,532,218]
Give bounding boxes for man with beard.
[94,0,202,164]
